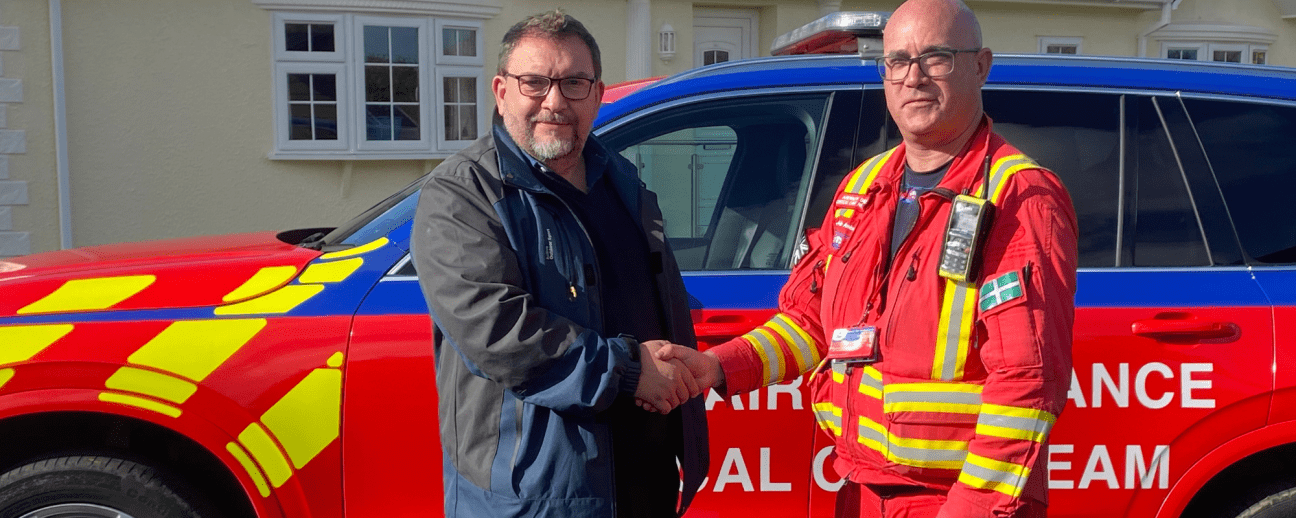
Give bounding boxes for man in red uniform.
[653,0,1078,516]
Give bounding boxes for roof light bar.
[770,11,889,58]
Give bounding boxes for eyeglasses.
[877,49,981,83]
[501,72,598,100]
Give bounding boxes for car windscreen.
[323,175,426,247]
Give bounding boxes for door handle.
[693,314,761,338]
[1131,318,1238,340]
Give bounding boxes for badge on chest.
[828,326,880,363]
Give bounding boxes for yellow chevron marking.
[320,237,389,260]
[238,422,293,488]
[128,319,267,382]
[0,368,14,389]
[298,257,363,284]
[105,367,198,404]
[260,356,342,469]
[214,285,324,316]
[18,275,156,315]
[0,324,75,365]
[226,442,271,498]
[99,392,182,418]
[327,352,343,368]
[223,266,299,302]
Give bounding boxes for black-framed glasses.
[877,48,981,82]
[501,72,598,100]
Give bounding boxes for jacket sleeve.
[709,202,836,396]
[940,169,1079,517]
[411,161,639,415]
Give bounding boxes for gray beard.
[527,134,579,161]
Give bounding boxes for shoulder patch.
[979,270,1024,312]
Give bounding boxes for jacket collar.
[492,124,615,194]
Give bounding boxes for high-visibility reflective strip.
[128,319,266,382]
[226,442,271,498]
[259,353,343,469]
[768,314,820,374]
[835,149,896,219]
[223,266,298,302]
[298,257,364,284]
[99,392,182,418]
[214,285,324,316]
[831,362,846,384]
[0,324,74,365]
[933,278,976,381]
[977,403,1056,443]
[814,402,843,436]
[959,453,1031,498]
[0,368,13,389]
[884,382,982,414]
[105,367,198,404]
[977,155,1037,204]
[320,237,389,260]
[858,366,883,399]
[858,416,967,470]
[238,422,293,488]
[743,328,785,386]
[17,275,155,315]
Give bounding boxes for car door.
[600,88,867,516]
[984,90,1273,518]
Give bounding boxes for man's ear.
[976,48,993,86]
[491,74,507,115]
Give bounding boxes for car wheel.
[1237,486,1296,518]
[0,456,201,518]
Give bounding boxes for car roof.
[595,53,1296,127]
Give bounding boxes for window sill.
[253,0,502,19]
[268,150,460,160]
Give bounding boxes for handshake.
[633,340,725,414]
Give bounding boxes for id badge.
[828,326,880,364]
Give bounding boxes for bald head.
[886,0,982,50]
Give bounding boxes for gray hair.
[498,10,602,79]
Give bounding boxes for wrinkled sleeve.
[411,162,638,415]
[940,169,1078,517]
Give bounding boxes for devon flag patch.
[979,271,1024,312]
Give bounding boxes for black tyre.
[0,456,201,518]
[1237,486,1296,518]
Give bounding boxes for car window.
[1183,97,1296,264]
[985,90,1121,268]
[603,94,831,270]
[1130,96,1211,267]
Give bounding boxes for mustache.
[530,111,574,124]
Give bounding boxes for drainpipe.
[1138,0,1182,58]
[49,0,72,249]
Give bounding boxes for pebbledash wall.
[2,0,1295,258]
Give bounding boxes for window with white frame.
[1039,36,1081,55]
[1161,41,1271,65]
[271,12,485,159]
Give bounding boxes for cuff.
[709,336,766,396]
[616,336,642,394]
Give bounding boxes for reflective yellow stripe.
[857,366,882,399]
[238,422,293,488]
[959,453,1031,498]
[813,402,843,436]
[105,367,197,404]
[835,149,896,218]
[298,257,364,284]
[768,315,818,373]
[830,362,846,384]
[17,275,155,315]
[0,324,74,365]
[214,285,324,316]
[223,266,299,302]
[977,403,1057,443]
[226,442,271,498]
[128,319,266,382]
[320,237,389,260]
[884,383,982,413]
[0,368,13,389]
[857,415,967,470]
[746,328,786,385]
[259,353,343,469]
[933,278,976,380]
[99,392,182,418]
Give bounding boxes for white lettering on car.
[1049,444,1170,490]
[704,378,805,411]
[1068,363,1215,409]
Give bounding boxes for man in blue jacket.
[412,10,710,518]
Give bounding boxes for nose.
[902,60,928,88]
[540,82,570,110]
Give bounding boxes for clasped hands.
[633,340,724,414]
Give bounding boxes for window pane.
[1168,48,1198,60]
[1133,97,1208,266]
[1185,98,1296,263]
[288,74,311,101]
[364,26,389,63]
[457,29,477,57]
[984,90,1121,268]
[443,77,458,103]
[366,66,390,102]
[1213,50,1241,63]
[392,67,419,102]
[367,105,392,140]
[392,27,419,64]
[313,74,336,102]
[311,24,335,52]
[459,106,477,140]
[290,104,313,140]
[314,104,338,140]
[395,105,420,140]
[602,94,830,270]
[1253,51,1267,65]
[286,24,309,52]
[459,77,475,104]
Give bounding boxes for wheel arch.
[1150,419,1296,518]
